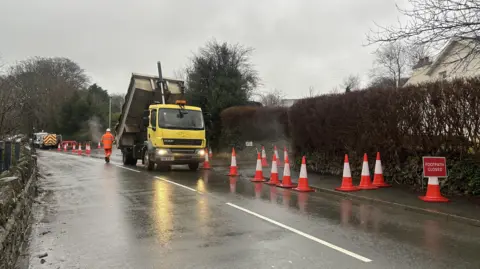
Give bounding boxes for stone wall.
[0,150,37,269]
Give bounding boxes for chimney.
[413,57,430,69]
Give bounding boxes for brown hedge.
[289,79,480,195]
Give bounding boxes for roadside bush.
[289,78,480,195]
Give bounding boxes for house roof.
[425,36,480,75]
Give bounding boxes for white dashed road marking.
[112,164,141,173]
[154,176,197,192]
[226,202,372,263]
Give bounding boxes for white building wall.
[405,40,480,86]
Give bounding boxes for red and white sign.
[423,157,447,178]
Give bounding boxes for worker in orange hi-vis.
[101,128,115,163]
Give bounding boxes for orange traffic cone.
[228,148,238,176]
[209,148,213,158]
[277,155,296,188]
[86,143,91,155]
[57,144,61,151]
[72,144,77,153]
[97,142,101,149]
[283,146,288,165]
[335,154,358,192]
[274,146,283,167]
[419,177,449,202]
[294,156,315,192]
[63,143,67,152]
[265,154,279,185]
[77,143,83,155]
[202,148,211,169]
[251,153,266,182]
[372,152,390,187]
[261,146,268,167]
[357,153,378,190]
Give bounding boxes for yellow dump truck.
[115,62,206,171]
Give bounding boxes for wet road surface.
[24,150,480,269]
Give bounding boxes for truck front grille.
[170,149,196,154]
[163,139,202,146]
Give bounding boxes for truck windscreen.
[158,108,204,130]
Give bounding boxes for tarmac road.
[21,150,480,269]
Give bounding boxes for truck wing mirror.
[142,110,150,127]
[142,116,149,127]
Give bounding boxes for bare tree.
[173,68,187,81]
[368,0,480,63]
[370,42,412,88]
[4,57,88,135]
[260,89,285,106]
[407,43,430,67]
[0,75,24,139]
[341,74,360,92]
[303,86,320,98]
[330,86,340,94]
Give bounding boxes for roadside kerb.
[313,186,480,227]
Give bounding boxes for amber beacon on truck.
[115,62,206,171]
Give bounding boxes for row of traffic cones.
[229,147,314,192]
[336,152,390,192]
[57,143,92,155]
[336,153,448,202]
[261,146,286,167]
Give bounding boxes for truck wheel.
[123,152,137,166]
[144,152,155,171]
[188,163,199,171]
[129,158,138,166]
[122,152,130,165]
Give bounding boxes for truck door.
[148,108,158,147]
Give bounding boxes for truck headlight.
[157,149,168,155]
[198,149,205,156]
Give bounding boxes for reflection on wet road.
[26,151,480,269]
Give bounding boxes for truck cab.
[143,102,206,170]
[116,62,207,171]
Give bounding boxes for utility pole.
[109,96,112,129]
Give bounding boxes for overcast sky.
[0,0,406,98]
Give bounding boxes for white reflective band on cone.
[343,162,352,177]
[361,161,370,176]
[271,161,277,173]
[231,156,237,167]
[300,164,307,178]
[256,158,262,171]
[374,160,383,174]
[283,162,290,176]
[262,149,266,158]
[205,153,209,162]
[428,177,439,185]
